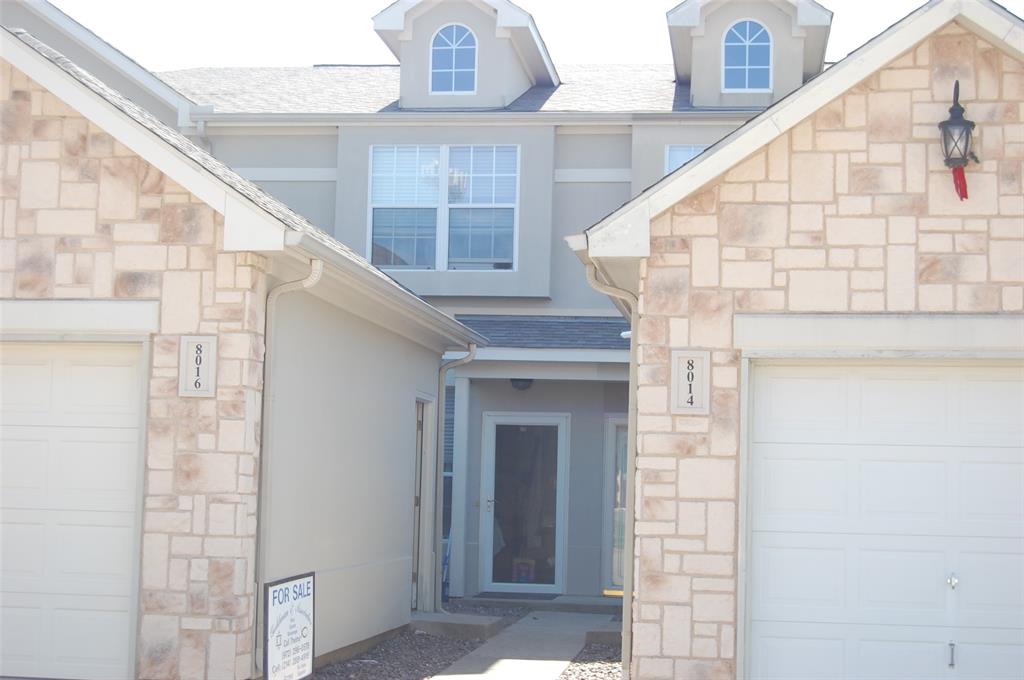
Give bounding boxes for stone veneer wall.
[631,23,1023,679]
[1,60,267,679]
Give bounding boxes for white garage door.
[1,343,143,680]
[749,363,1024,680]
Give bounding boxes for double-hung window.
[370,144,519,271]
[665,144,709,174]
[723,20,772,91]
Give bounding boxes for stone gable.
[633,22,1023,679]
[1,58,267,679]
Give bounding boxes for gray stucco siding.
[335,124,555,298]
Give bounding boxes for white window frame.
[429,23,478,96]
[366,144,521,272]
[665,144,709,175]
[721,18,774,94]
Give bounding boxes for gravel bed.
[558,643,623,680]
[313,630,481,680]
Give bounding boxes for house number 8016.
[179,336,217,398]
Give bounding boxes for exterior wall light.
[510,378,534,391]
[937,80,979,201]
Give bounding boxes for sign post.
[263,572,315,680]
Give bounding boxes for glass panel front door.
[611,423,628,588]
[491,424,559,586]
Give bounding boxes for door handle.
[947,572,958,590]
[948,642,955,668]
[485,499,495,512]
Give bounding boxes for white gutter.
[432,344,478,613]
[585,263,639,680]
[252,257,324,677]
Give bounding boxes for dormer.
[667,0,832,109]
[373,0,559,110]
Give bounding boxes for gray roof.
[158,64,698,114]
[456,315,629,350]
[6,27,481,345]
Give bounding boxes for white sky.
[48,0,1024,73]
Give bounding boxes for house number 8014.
[179,336,217,398]
[670,350,710,415]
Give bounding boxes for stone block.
[826,218,887,245]
[678,458,735,500]
[719,204,787,247]
[788,270,849,311]
[646,267,689,316]
[868,91,913,142]
[928,173,998,215]
[692,593,735,623]
[721,262,772,289]
[19,160,59,208]
[662,605,692,656]
[790,154,835,202]
[175,454,238,494]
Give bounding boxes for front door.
[480,413,569,594]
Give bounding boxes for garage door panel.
[860,459,946,522]
[753,533,950,627]
[957,460,1024,533]
[953,628,1024,679]
[0,359,53,423]
[860,375,949,435]
[755,452,847,522]
[748,628,846,680]
[51,606,132,679]
[956,543,1024,629]
[1,425,140,511]
[0,604,44,676]
[961,373,1024,443]
[754,371,849,441]
[63,359,140,427]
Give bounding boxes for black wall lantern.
[937,80,979,201]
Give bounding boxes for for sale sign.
[264,572,315,680]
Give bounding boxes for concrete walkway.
[435,610,614,679]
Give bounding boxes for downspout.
[432,344,477,613]
[252,257,324,677]
[585,263,639,680]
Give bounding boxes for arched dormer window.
[723,20,772,92]
[431,24,477,94]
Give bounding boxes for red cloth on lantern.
[952,166,968,201]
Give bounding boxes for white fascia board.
[734,313,1024,354]
[0,299,160,336]
[586,0,1023,259]
[444,347,629,364]
[222,195,286,252]
[796,0,834,27]
[587,201,651,259]
[1,31,294,253]
[284,233,486,350]
[26,0,193,117]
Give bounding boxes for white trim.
[721,18,774,94]
[366,144,521,272]
[601,414,628,591]
[233,167,338,182]
[478,411,571,594]
[554,169,632,183]
[429,23,478,96]
[452,360,629,382]
[23,0,194,125]
[585,0,1024,260]
[444,347,629,364]
[0,300,159,335]
[733,313,1024,353]
[413,392,437,611]
[449,377,471,597]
